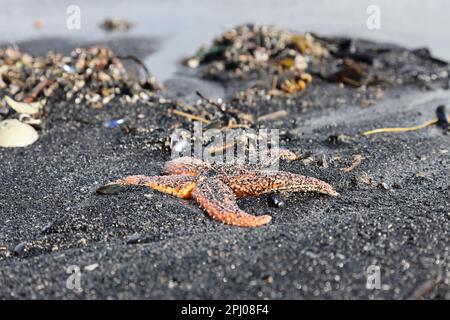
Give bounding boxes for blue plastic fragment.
[103,118,125,128]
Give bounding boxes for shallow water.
[1,0,449,80]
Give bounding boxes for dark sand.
[0,37,449,299]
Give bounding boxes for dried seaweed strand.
[172,109,211,124]
[362,119,439,136]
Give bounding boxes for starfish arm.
[162,157,212,176]
[97,174,197,198]
[221,171,339,197]
[192,177,272,227]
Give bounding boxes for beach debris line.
[185,25,450,105]
[97,153,338,227]
[184,24,327,94]
[362,105,450,136]
[171,91,254,130]
[0,46,161,109]
[168,103,293,158]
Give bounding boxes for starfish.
[97,155,339,227]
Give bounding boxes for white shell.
[4,96,45,115]
[0,119,39,147]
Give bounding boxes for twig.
[257,110,288,122]
[341,154,365,173]
[172,109,210,124]
[196,91,223,111]
[24,78,52,103]
[224,123,250,130]
[407,276,444,300]
[206,140,236,155]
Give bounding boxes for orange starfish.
[97,156,339,227]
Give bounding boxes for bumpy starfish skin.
[97,156,339,227]
[192,177,272,227]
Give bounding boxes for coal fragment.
[326,134,350,146]
[126,233,144,244]
[435,105,449,130]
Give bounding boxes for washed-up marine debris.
[185,25,450,102]
[171,91,253,129]
[0,119,39,147]
[362,105,450,136]
[322,37,450,88]
[97,152,338,227]
[0,46,161,147]
[168,89,305,157]
[184,24,328,94]
[0,46,161,110]
[172,91,291,129]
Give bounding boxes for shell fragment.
[4,96,46,115]
[0,119,39,147]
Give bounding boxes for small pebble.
[268,194,285,208]
[378,182,390,190]
[263,275,274,284]
[84,263,99,272]
[436,105,448,130]
[126,233,143,244]
[13,241,27,256]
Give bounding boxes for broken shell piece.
[18,114,42,126]
[4,96,46,115]
[0,119,39,147]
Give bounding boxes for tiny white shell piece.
[4,96,46,115]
